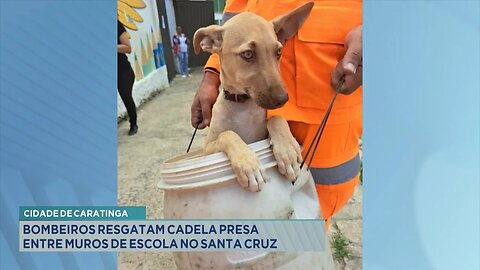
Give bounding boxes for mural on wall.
[118,0,165,81]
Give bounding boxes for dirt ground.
[117,69,362,270]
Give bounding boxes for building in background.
[144,0,216,81]
[173,0,215,67]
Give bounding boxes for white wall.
[117,66,169,118]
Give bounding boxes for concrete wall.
[117,66,169,118]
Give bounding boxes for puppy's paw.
[270,134,302,182]
[230,148,268,192]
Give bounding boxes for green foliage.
[330,231,353,263]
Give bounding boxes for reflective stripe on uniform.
[222,12,239,24]
[310,153,360,185]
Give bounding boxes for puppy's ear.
[193,25,223,55]
[271,2,314,44]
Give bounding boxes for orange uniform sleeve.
[204,53,221,75]
[204,0,248,75]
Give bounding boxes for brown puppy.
[193,3,314,192]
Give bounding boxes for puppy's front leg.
[267,116,303,181]
[205,130,268,192]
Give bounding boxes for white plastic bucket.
[159,139,334,270]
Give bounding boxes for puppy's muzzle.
[271,93,289,108]
[259,92,288,109]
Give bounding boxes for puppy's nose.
[272,93,289,108]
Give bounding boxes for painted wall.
[117,0,169,118]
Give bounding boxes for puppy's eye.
[241,50,254,61]
[276,48,282,59]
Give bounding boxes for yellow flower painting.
[117,0,146,31]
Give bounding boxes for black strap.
[186,122,199,153]
[223,89,250,103]
[301,78,344,170]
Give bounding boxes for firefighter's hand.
[331,26,362,95]
[191,72,220,129]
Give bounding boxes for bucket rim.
[162,139,271,169]
[159,139,274,190]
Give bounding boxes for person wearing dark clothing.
[172,28,181,74]
[172,26,190,77]
[118,21,138,135]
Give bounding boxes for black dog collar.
[223,89,250,103]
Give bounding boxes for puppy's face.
[194,3,313,109]
[219,13,288,109]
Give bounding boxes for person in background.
[172,28,181,74]
[174,26,190,77]
[118,20,138,136]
